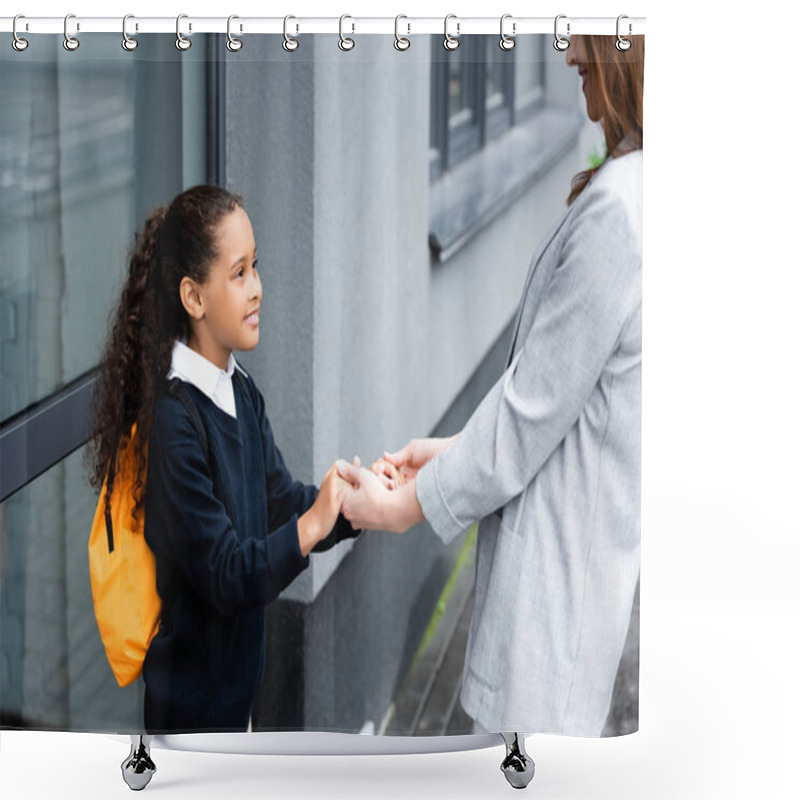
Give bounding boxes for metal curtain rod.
[0,15,646,37]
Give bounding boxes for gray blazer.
[416,150,642,736]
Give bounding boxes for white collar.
[168,338,239,416]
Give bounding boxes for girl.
[87,184,359,733]
[338,33,644,740]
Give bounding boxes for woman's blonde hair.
[568,35,644,206]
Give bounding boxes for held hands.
[325,436,458,536]
[335,457,395,532]
[298,437,458,554]
[335,455,425,534]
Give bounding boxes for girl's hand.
[316,463,353,531]
[298,464,353,556]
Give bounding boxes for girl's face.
[186,206,262,369]
[566,35,603,123]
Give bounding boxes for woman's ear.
[179,276,205,320]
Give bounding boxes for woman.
[337,33,644,737]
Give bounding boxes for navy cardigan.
[142,366,358,733]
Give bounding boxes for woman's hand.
[380,435,460,483]
[336,459,424,533]
[297,464,353,557]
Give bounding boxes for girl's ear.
[179,276,205,320]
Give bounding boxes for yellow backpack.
[88,379,209,687]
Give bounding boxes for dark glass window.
[0,33,218,729]
[429,34,546,181]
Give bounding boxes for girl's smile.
[245,304,260,328]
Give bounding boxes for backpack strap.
[165,378,210,464]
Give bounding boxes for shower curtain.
[0,23,642,742]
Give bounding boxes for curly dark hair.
[568,34,644,206]
[85,184,244,522]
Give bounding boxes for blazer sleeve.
[415,181,642,545]
[149,398,310,616]
[248,375,360,552]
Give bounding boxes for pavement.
[381,533,477,736]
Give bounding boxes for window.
[428,34,582,263]
[0,32,221,729]
[1,34,219,498]
[513,34,546,121]
[429,35,545,181]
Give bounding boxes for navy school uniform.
[142,365,359,733]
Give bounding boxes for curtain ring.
[227,15,243,52]
[283,15,299,51]
[394,14,410,51]
[63,13,80,51]
[12,14,29,52]
[499,14,515,51]
[122,14,138,51]
[339,14,355,51]
[616,15,632,51]
[443,14,460,51]
[553,14,570,51]
[176,13,191,51]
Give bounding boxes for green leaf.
[587,141,607,169]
